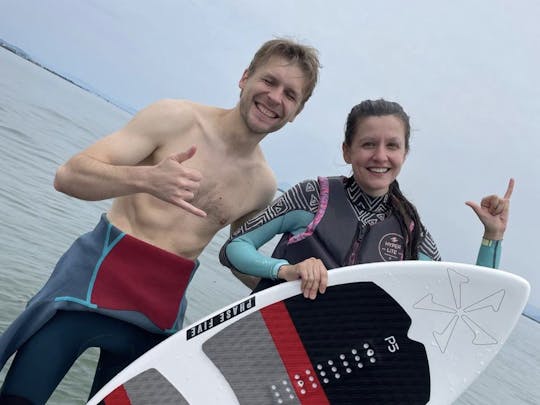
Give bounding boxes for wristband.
[481,237,499,247]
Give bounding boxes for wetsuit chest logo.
[378,233,405,261]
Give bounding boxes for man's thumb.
[173,146,197,163]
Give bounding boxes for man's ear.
[239,69,250,90]
[342,142,351,164]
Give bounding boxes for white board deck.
[88,261,530,405]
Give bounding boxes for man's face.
[238,56,307,134]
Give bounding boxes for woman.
[220,99,514,299]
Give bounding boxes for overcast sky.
[1,0,538,314]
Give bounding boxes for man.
[0,38,320,404]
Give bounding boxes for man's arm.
[54,99,205,216]
[229,269,261,291]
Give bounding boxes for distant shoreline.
[0,39,134,114]
[524,304,540,323]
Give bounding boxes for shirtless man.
[0,38,320,404]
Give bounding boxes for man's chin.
[248,120,285,135]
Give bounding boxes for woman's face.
[342,115,408,197]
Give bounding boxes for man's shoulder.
[249,162,278,206]
[145,99,224,116]
[138,99,226,132]
[248,158,276,187]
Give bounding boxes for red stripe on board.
[261,301,329,405]
[104,385,131,405]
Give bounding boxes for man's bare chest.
[151,132,269,227]
[194,170,259,227]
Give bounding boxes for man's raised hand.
[150,146,206,217]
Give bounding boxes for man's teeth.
[257,103,278,118]
[369,168,389,173]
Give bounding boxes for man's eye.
[286,93,296,101]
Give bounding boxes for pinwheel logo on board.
[413,267,505,353]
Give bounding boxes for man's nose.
[266,86,282,105]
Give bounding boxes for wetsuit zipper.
[347,224,369,265]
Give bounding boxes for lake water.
[0,46,538,404]
[0,45,256,403]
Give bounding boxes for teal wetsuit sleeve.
[226,210,315,279]
[475,239,501,268]
[418,239,501,269]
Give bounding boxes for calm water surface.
[0,46,254,403]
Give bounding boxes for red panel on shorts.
[91,234,195,330]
